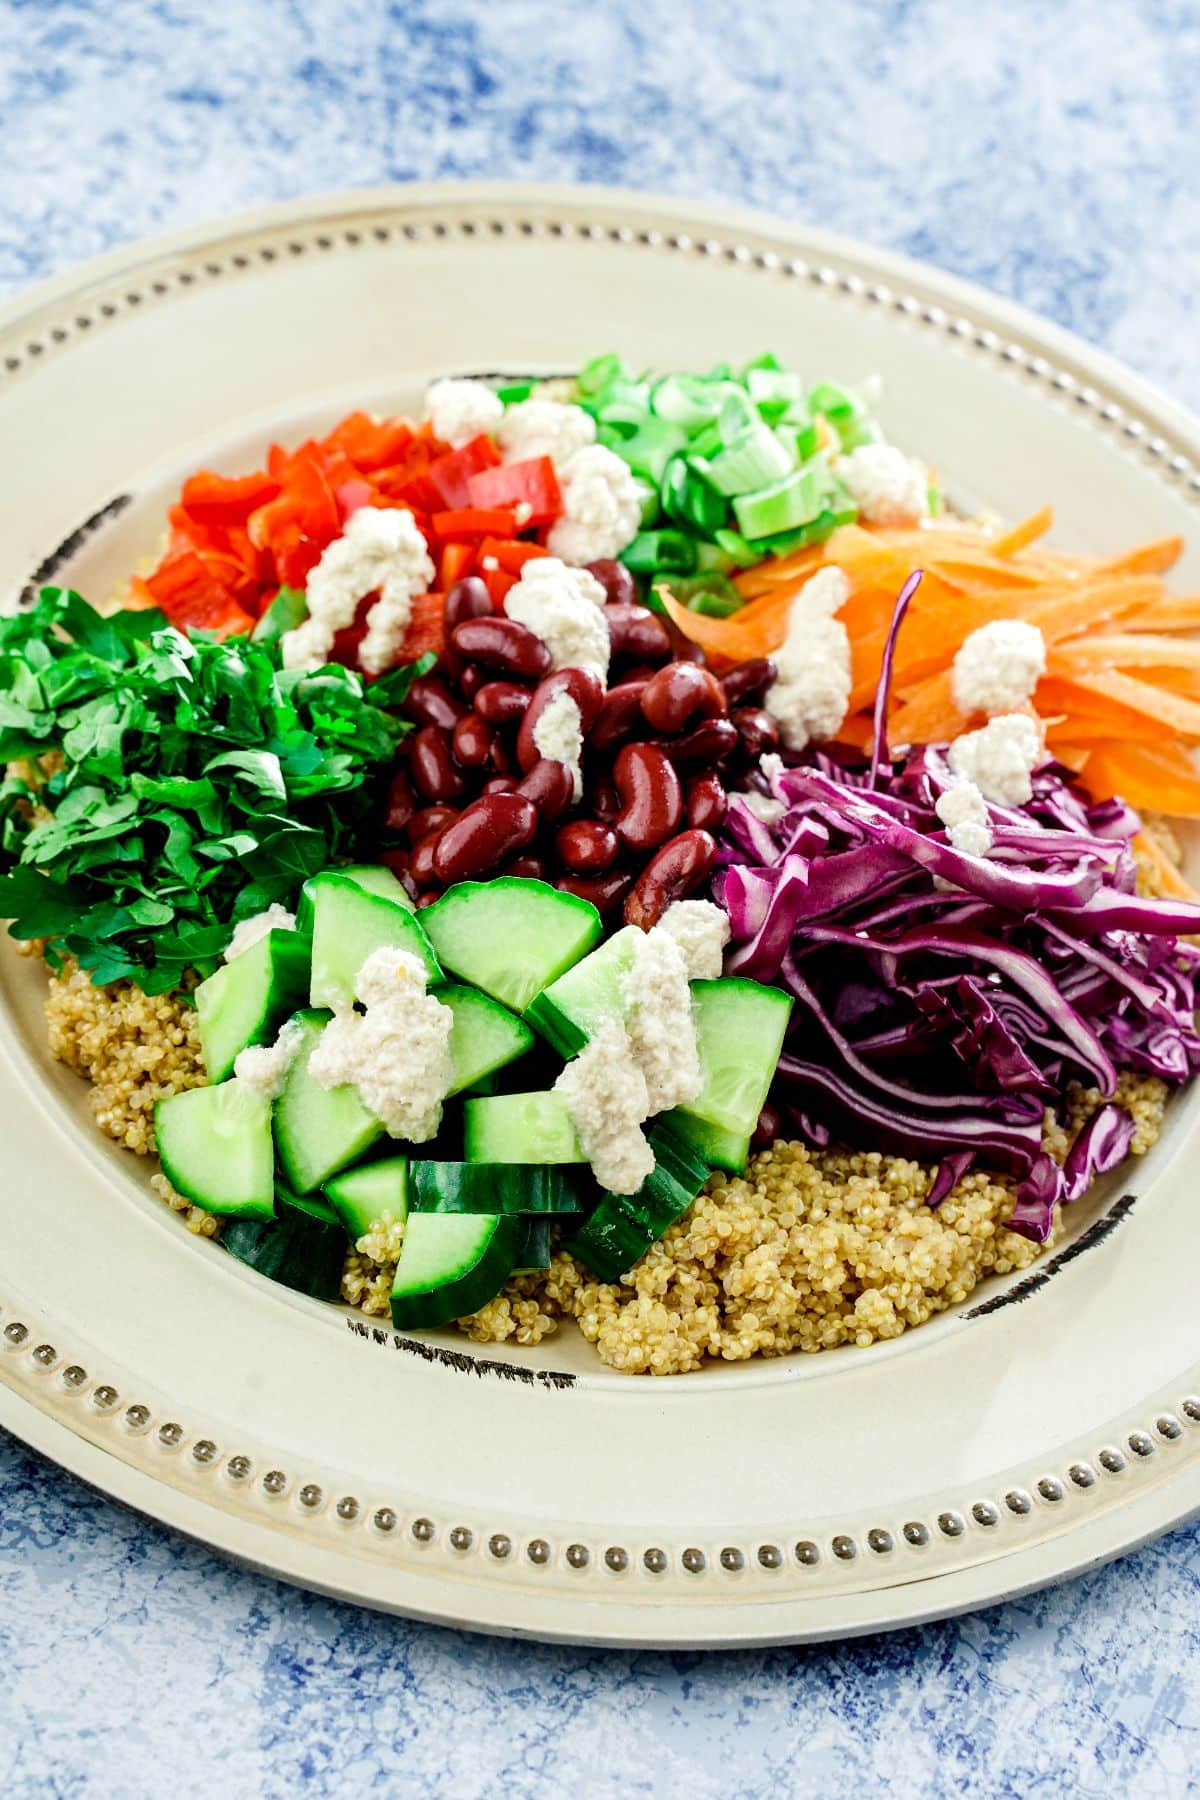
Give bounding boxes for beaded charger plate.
[2,182,1200,1648]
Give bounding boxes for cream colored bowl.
[3,183,1200,1646]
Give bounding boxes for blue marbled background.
[3,0,1200,1792]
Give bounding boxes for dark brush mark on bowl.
[964,1193,1137,1319]
[20,493,134,608]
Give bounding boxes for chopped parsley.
[0,588,427,992]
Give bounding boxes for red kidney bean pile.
[379,560,779,929]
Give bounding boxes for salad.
[3,355,1199,1376]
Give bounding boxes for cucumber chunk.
[273,1009,384,1192]
[663,1108,751,1174]
[524,925,641,1057]
[514,1216,553,1274]
[195,929,310,1083]
[390,1213,524,1329]
[463,1091,585,1165]
[421,878,602,1013]
[671,978,792,1140]
[324,1156,410,1244]
[296,863,413,934]
[567,1123,710,1281]
[222,1205,345,1301]
[308,873,439,1010]
[410,1162,585,1215]
[155,1081,275,1219]
[439,983,535,1096]
[276,1181,340,1229]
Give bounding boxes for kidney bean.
[516,667,605,773]
[409,724,466,802]
[605,603,672,666]
[489,735,516,775]
[516,758,574,824]
[624,829,717,929]
[685,770,727,832]
[751,1102,782,1151]
[662,620,706,666]
[406,803,459,846]
[731,705,780,761]
[384,768,416,833]
[410,831,445,887]
[475,680,532,726]
[458,664,486,701]
[640,662,727,735]
[452,712,494,770]
[584,558,638,608]
[404,672,468,731]
[379,846,416,896]
[555,819,619,875]
[720,657,776,708]
[590,780,621,824]
[416,889,442,908]
[618,663,662,686]
[482,774,518,796]
[452,616,551,680]
[657,718,739,767]
[503,855,547,882]
[441,577,493,678]
[556,872,634,917]
[591,680,650,752]
[612,743,683,852]
[433,792,539,884]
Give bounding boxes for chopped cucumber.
[670,979,792,1142]
[663,1109,751,1174]
[273,1009,384,1193]
[296,863,413,934]
[525,925,641,1057]
[276,1181,340,1229]
[514,1216,553,1274]
[308,872,439,1009]
[421,878,602,1014]
[410,1162,585,1215]
[463,1091,585,1165]
[324,1156,409,1244]
[195,929,310,1083]
[567,1123,710,1282]
[390,1213,524,1329]
[221,1205,345,1301]
[155,1081,275,1219]
[439,983,535,1096]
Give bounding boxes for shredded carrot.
[661,512,1200,818]
[1133,831,1200,902]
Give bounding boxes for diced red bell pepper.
[431,507,518,542]
[466,456,562,527]
[476,537,552,575]
[335,476,376,521]
[397,590,447,662]
[323,410,415,471]
[142,551,254,636]
[439,541,477,589]
[483,567,517,607]
[425,435,502,510]
[178,469,281,530]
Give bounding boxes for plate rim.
[4,178,1200,1646]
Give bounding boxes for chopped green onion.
[619,418,689,488]
[747,367,803,415]
[733,462,837,540]
[620,529,698,575]
[651,374,722,430]
[633,477,660,529]
[692,539,741,574]
[775,418,820,464]
[702,424,794,498]
[713,526,760,566]
[659,572,744,616]
[496,380,534,405]
[718,389,758,447]
[577,353,624,397]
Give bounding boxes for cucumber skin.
[514,1216,553,1274]
[567,1124,710,1283]
[661,1109,751,1174]
[410,1162,586,1215]
[389,1215,525,1329]
[222,1212,345,1301]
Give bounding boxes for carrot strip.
[1068,670,1200,740]
[990,505,1054,558]
[1132,831,1200,902]
[1095,535,1183,578]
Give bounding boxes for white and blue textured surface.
[3,1,1200,1791]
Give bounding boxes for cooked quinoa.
[32,951,1174,1376]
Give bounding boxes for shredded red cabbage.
[719,662,1200,1242]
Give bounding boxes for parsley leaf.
[0,589,429,989]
